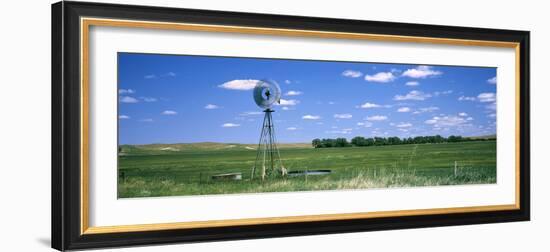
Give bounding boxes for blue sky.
[118,53,497,145]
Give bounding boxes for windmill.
[251,80,287,180]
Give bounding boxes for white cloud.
[488,113,496,118]
[342,70,363,78]
[285,90,302,96]
[424,115,469,128]
[139,118,153,122]
[204,104,220,109]
[421,106,439,112]
[286,127,298,131]
[141,97,157,102]
[393,90,431,101]
[458,112,468,117]
[478,92,496,103]
[284,80,292,84]
[161,110,178,115]
[302,115,321,120]
[395,122,412,128]
[402,65,442,78]
[357,121,373,127]
[485,102,497,111]
[359,102,381,109]
[365,72,396,83]
[118,89,135,94]
[366,115,388,121]
[118,115,130,119]
[413,106,439,114]
[328,101,336,105]
[458,96,476,101]
[326,128,353,134]
[240,111,263,116]
[397,107,411,112]
[218,79,260,90]
[146,72,176,79]
[119,96,139,103]
[334,113,353,119]
[405,81,419,86]
[222,123,240,128]
[487,76,497,84]
[433,90,453,96]
[278,99,299,106]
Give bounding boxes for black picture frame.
[52,1,530,251]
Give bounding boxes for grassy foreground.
[118,141,496,198]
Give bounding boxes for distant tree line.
[311,135,494,148]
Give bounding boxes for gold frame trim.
[80,17,522,235]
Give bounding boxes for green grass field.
[118,141,496,198]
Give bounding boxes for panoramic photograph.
[117,52,497,198]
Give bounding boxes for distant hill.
[119,142,311,154]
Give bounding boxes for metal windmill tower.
[251,80,287,180]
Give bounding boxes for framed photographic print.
[52,1,530,250]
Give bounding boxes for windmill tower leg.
[269,116,287,176]
[267,111,275,176]
[252,111,267,180]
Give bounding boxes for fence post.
[454,161,457,177]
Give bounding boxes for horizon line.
[119,133,496,146]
